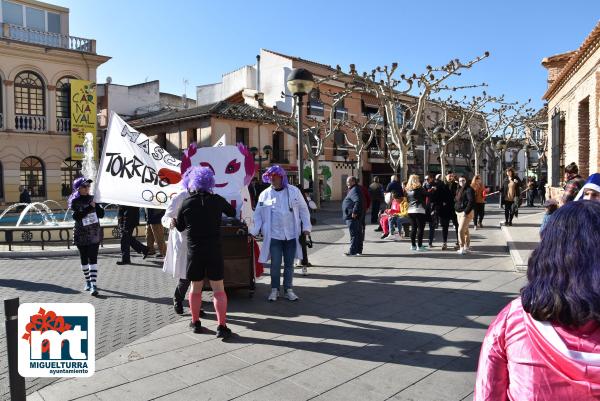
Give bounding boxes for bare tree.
[326,52,489,180]
[342,113,380,179]
[259,86,351,208]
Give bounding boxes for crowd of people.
[344,171,492,256]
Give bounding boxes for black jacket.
[432,180,455,218]
[342,185,363,221]
[455,186,475,214]
[145,208,165,225]
[176,191,236,240]
[118,206,140,229]
[72,195,105,246]
[406,187,426,211]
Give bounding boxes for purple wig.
[262,165,288,187]
[183,166,215,193]
[67,177,92,208]
[521,200,600,326]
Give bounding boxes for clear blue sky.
[53,0,598,110]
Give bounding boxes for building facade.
[197,49,479,199]
[0,0,109,204]
[543,21,600,196]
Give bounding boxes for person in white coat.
[162,186,203,317]
[250,165,311,302]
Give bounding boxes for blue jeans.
[346,219,364,255]
[388,216,409,234]
[269,238,297,290]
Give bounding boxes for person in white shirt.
[250,165,312,302]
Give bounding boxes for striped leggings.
[77,244,99,284]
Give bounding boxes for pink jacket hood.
[474,298,600,400]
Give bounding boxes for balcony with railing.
[57,117,70,133]
[1,23,95,53]
[271,149,290,164]
[15,115,46,132]
[368,148,386,160]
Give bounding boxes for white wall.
[259,49,293,113]
[197,83,223,106]
[196,65,257,106]
[107,81,160,116]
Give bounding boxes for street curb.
[0,246,122,259]
[500,225,527,273]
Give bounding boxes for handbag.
[384,192,392,205]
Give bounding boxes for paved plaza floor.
[0,204,529,401]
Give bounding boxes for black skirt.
[185,239,225,281]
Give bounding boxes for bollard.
[4,297,26,401]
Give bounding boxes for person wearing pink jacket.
[474,200,600,400]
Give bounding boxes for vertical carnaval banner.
[70,80,97,160]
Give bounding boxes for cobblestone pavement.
[0,206,344,400]
[23,204,526,401]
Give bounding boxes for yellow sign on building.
[70,80,97,160]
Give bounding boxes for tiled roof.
[541,51,576,66]
[262,49,337,73]
[543,20,600,100]
[129,101,274,128]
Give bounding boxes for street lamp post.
[287,68,315,190]
[249,145,271,177]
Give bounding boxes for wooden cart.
[203,222,255,297]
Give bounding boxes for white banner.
[214,134,226,147]
[94,112,182,209]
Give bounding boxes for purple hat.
[68,177,93,208]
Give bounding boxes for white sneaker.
[464,247,471,253]
[268,288,279,302]
[457,248,465,255]
[284,289,299,301]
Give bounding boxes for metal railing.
[15,114,46,132]
[0,224,148,251]
[1,23,94,53]
[57,117,70,133]
[368,149,385,159]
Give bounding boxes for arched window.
[56,76,74,133]
[20,157,46,200]
[15,71,46,131]
[61,158,82,198]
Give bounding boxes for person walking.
[406,175,427,251]
[445,172,460,247]
[474,201,600,400]
[116,205,148,265]
[538,176,547,204]
[501,168,522,226]
[561,162,586,205]
[69,177,104,296]
[145,208,166,257]
[471,175,486,229]
[251,165,312,302]
[342,176,364,256]
[526,177,538,207]
[369,177,384,224]
[455,176,475,255]
[432,174,456,250]
[423,174,438,247]
[176,166,236,338]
